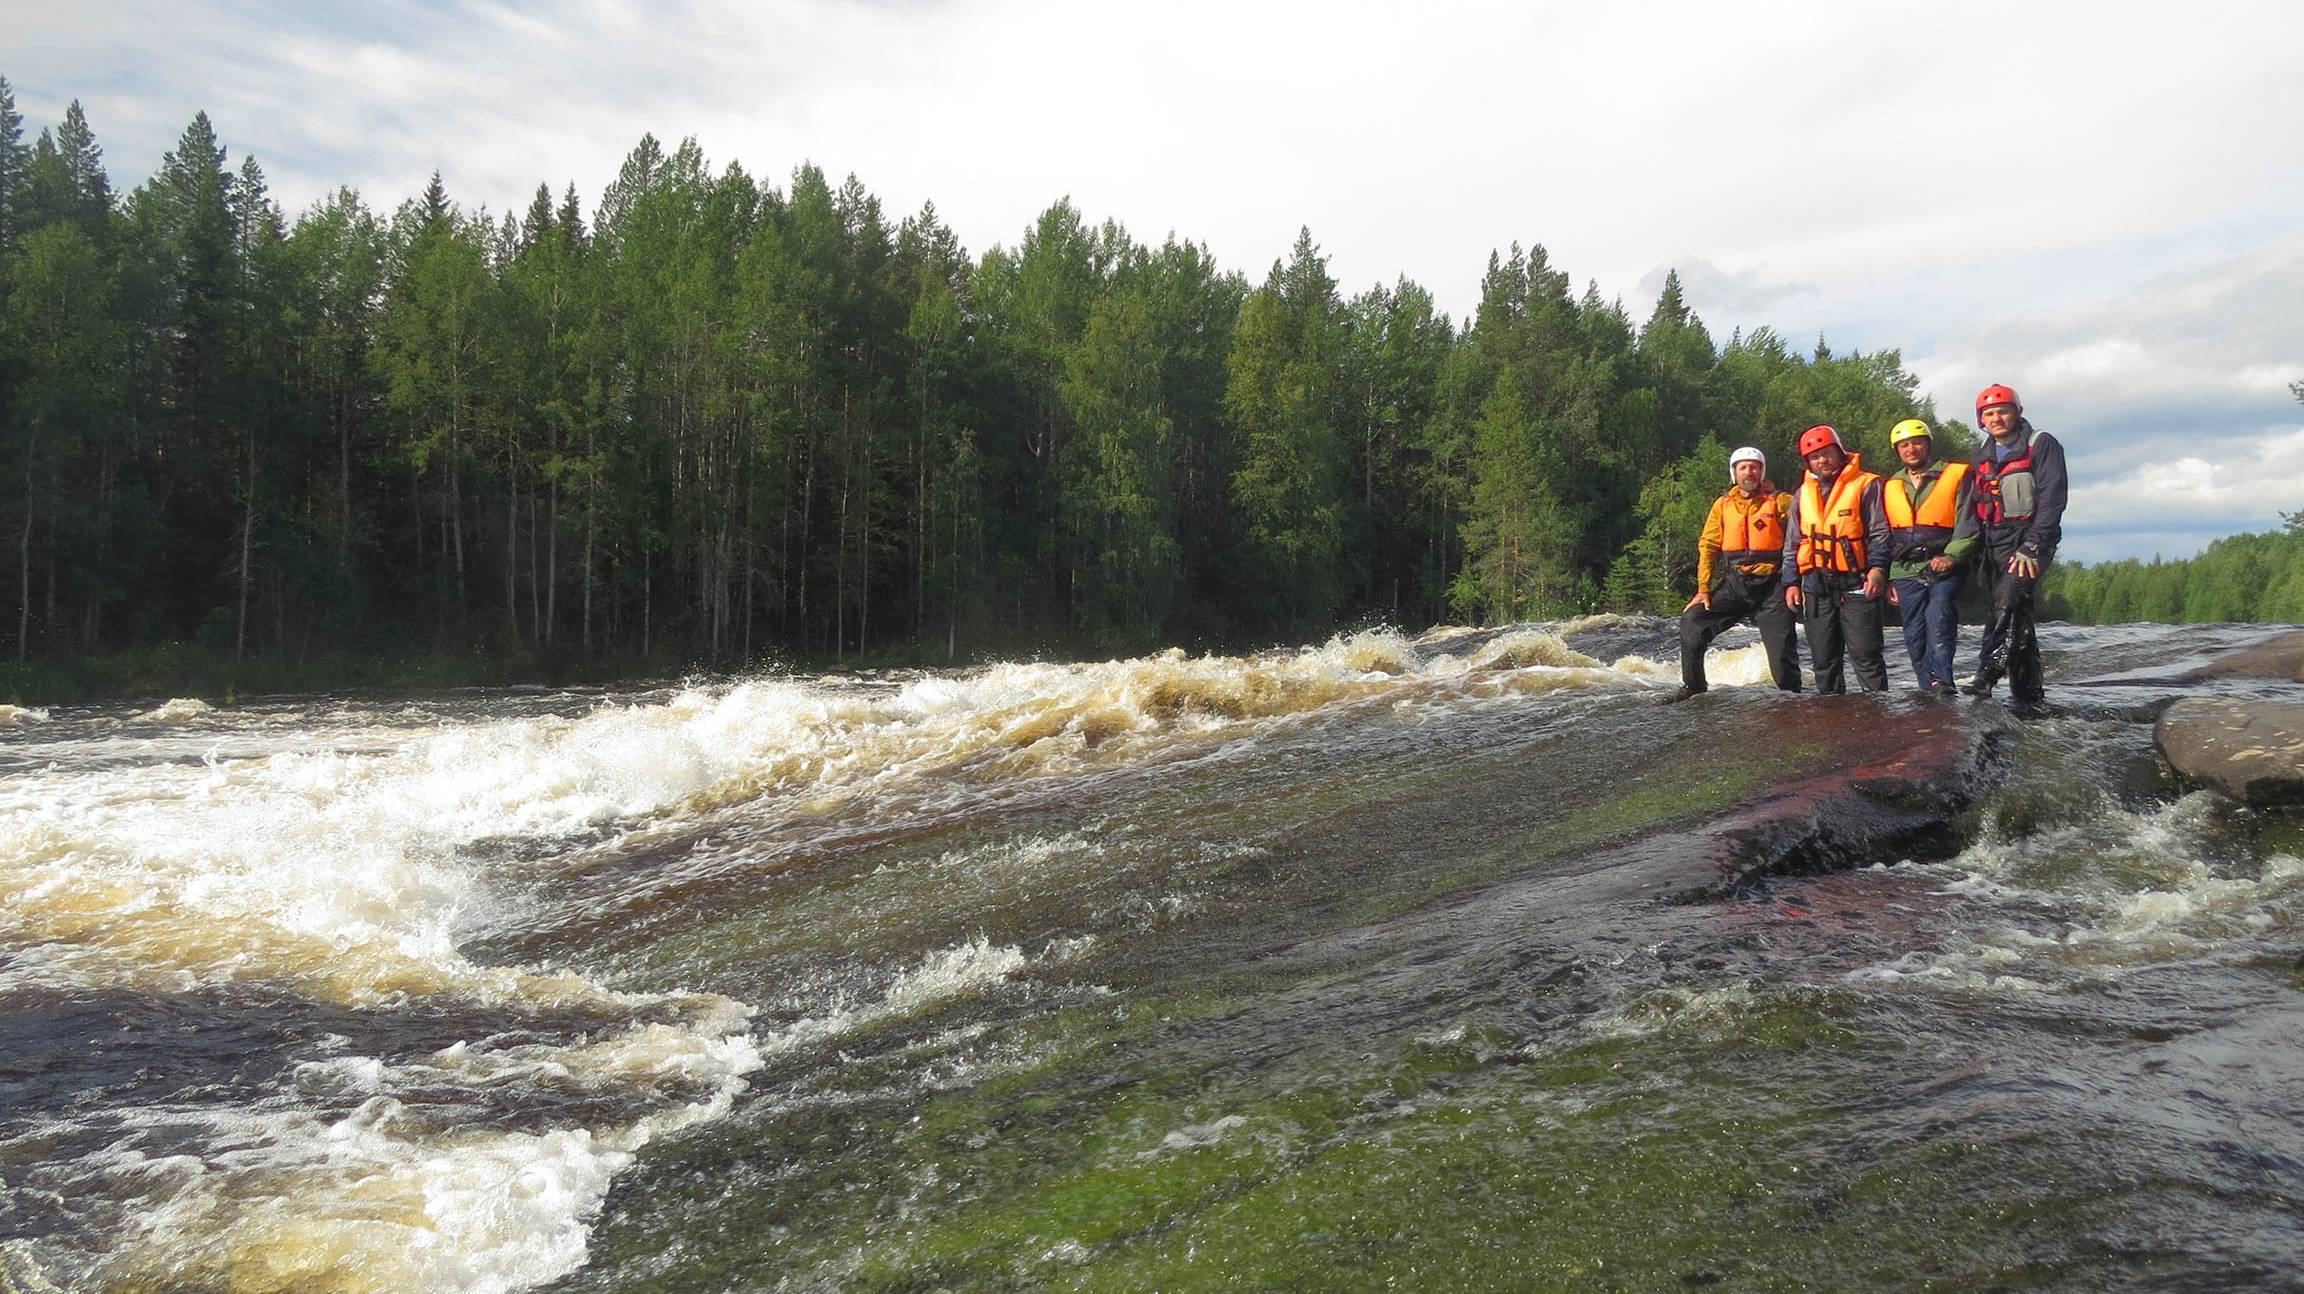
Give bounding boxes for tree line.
[2043,518,2304,625]
[3,81,1976,690]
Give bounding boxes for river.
[3,619,2300,1293]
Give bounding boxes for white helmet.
[1728,446,1766,480]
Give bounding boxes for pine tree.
[2,222,121,657]
[0,77,25,251]
[284,187,387,636]
[1452,366,1577,621]
[1339,277,1451,621]
[1060,289,1178,642]
[971,198,1100,636]
[1632,267,1715,472]
[894,199,980,657]
[376,179,493,636]
[119,112,247,642]
[1227,228,1348,636]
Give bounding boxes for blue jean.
[1894,571,1963,690]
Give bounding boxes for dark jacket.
[1975,419,2067,559]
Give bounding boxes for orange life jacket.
[1883,461,1968,560]
[1796,457,1880,576]
[1717,486,1782,567]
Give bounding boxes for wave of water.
[3,620,1714,1291]
[1846,790,2304,994]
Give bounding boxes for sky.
[10,0,2303,563]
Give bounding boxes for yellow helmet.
[1888,418,1932,445]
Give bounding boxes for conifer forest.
[1,83,2295,695]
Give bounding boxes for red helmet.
[1797,424,1843,457]
[1976,383,2021,415]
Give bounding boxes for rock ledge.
[2156,697,2304,808]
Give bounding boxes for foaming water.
[18,622,2285,1291]
[648,626,1678,828]
[1702,640,1781,687]
[3,628,1662,1292]
[753,935,1073,1062]
[139,697,214,723]
[74,1004,761,1294]
[1829,705,2304,999]
[1852,818,2304,994]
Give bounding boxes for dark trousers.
[1801,576,1887,694]
[1679,570,1800,692]
[1893,571,1963,691]
[1976,542,2050,701]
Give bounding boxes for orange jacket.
[1697,484,1790,591]
[1883,461,1969,531]
[1792,455,1885,576]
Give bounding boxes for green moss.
[563,970,2123,1294]
[1318,738,1838,928]
[820,1019,2101,1291]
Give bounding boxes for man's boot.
[1966,618,2013,697]
[2007,615,2044,703]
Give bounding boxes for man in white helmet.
[1674,445,1801,698]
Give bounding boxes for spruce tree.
[0,77,24,251]
[2,223,121,656]
[1227,228,1348,636]
[1060,289,1178,642]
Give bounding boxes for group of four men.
[1676,383,2068,707]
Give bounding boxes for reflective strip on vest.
[1797,468,1878,575]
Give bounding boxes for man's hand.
[2007,552,2041,579]
[1887,582,1901,607]
[1863,569,1887,600]
[1685,591,1711,612]
[1927,555,1955,574]
[1784,585,1802,611]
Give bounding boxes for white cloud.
[2063,425,2304,561]
[1902,231,2304,561]
[1641,259,1814,320]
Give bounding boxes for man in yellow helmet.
[1881,418,1979,694]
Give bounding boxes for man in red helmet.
[1964,384,2067,707]
[1779,425,1891,693]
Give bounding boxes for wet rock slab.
[2157,697,2304,808]
[2181,628,2304,683]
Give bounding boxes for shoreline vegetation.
[3,80,2299,708]
[1,635,1025,707]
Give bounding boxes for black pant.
[1679,570,1800,692]
[1976,540,2050,701]
[1800,575,1887,694]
